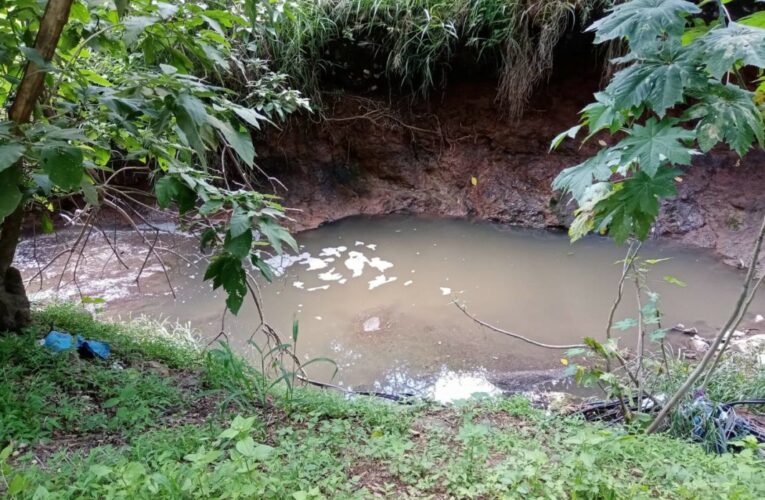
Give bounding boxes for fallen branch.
[454,301,586,350]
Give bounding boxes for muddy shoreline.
[255,79,765,269]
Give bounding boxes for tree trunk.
[0,0,74,332]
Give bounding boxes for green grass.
[254,0,606,115]
[2,304,765,498]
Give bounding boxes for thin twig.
[455,301,586,350]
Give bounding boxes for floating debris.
[363,317,381,332]
[318,268,343,281]
[369,275,397,290]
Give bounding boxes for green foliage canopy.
[552,0,765,243]
[0,0,309,314]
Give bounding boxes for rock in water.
[363,317,381,332]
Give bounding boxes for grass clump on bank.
[254,0,606,115]
[1,304,765,498]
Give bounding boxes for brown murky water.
[15,216,765,401]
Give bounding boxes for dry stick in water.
[646,213,765,434]
[454,301,586,350]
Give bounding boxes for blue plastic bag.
[42,331,110,360]
[43,331,74,352]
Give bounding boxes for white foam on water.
[318,268,343,281]
[368,257,393,273]
[366,244,377,250]
[320,246,347,258]
[369,275,397,290]
[404,280,413,286]
[344,251,368,277]
[307,285,330,292]
[304,257,329,271]
[292,281,305,289]
[440,287,451,295]
[264,252,310,276]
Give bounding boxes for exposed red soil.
[256,77,765,268]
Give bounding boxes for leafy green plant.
[0,0,310,332]
[552,0,764,243]
[551,0,765,433]
[252,0,603,114]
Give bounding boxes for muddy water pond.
[15,216,765,401]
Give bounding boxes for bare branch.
[454,301,586,350]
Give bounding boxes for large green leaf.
[155,176,196,213]
[229,205,252,238]
[258,217,298,254]
[223,229,252,260]
[685,84,764,155]
[0,170,22,223]
[619,119,694,177]
[204,253,248,314]
[208,116,255,167]
[40,146,84,190]
[0,143,25,173]
[581,92,624,136]
[552,148,621,203]
[588,0,700,48]
[606,46,697,117]
[123,16,159,46]
[594,168,681,243]
[695,23,765,79]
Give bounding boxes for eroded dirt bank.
[256,78,765,268]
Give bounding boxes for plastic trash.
[76,335,110,360]
[42,331,110,360]
[43,331,75,352]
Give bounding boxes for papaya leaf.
[685,84,764,155]
[618,119,694,177]
[588,0,700,48]
[695,23,765,80]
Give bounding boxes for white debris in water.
[307,285,330,292]
[344,251,368,277]
[440,287,452,296]
[315,316,323,321]
[338,278,347,284]
[318,268,343,281]
[368,257,393,273]
[325,258,335,263]
[319,246,347,258]
[355,241,365,246]
[756,314,764,323]
[363,317,381,332]
[366,244,377,250]
[369,275,397,290]
[404,280,413,286]
[265,252,310,276]
[292,281,305,289]
[304,257,329,271]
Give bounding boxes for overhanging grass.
[2,305,765,498]
[254,0,607,116]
